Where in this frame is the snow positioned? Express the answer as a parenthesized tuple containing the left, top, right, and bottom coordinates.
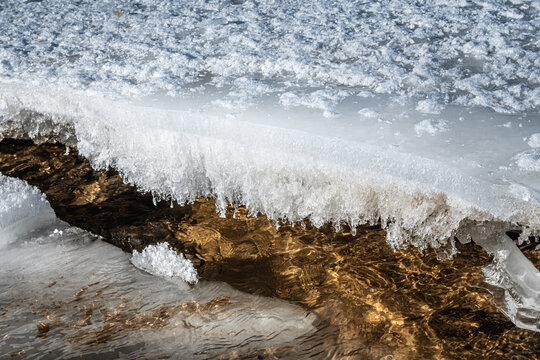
(414, 119, 449, 136)
(131, 243, 198, 284)
(0, 0, 538, 115)
(0, 84, 539, 254)
(527, 133, 540, 148)
(514, 149, 540, 172)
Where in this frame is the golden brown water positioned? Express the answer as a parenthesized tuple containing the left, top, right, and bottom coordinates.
(0, 139, 539, 359)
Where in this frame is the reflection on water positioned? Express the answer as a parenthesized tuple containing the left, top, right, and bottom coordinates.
(0, 139, 540, 359)
(181, 200, 540, 360)
(0, 224, 319, 359)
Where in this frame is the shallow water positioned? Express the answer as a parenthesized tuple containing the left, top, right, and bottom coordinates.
(0, 222, 321, 359)
(0, 141, 540, 359)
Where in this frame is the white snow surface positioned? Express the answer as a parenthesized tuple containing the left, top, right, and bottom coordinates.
(131, 242, 198, 284)
(0, 0, 539, 114)
(515, 149, 540, 172)
(527, 133, 540, 148)
(414, 119, 449, 136)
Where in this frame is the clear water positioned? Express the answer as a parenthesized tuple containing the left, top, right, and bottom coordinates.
(0, 223, 320, 359)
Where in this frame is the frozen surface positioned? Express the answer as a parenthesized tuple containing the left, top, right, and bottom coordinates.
(131, 243, 198, 284)
(0, 0, 538, 251)
(527, 133, 540, 148)
(1, 84, 539, 252)
(0, 174, 57, 248)
(414, 119, 449, 136)
(0, 176, 318, 359)
(0, 0, 538, 114)
(482, 238, 540, 332)
(0, 0, 539, 332)
(459, 222, 540, 332)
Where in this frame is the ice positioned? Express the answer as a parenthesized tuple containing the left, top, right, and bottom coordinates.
(1, 84, 539, 252)
(0, 0, 538, 114)
(514, 149, 540, 172)
(131, 243, 198, 284)
(358, 108, 381, 120)
(0, 0, 539, 332)
(0, 174, 57, 248)
(462, 223, 540, 332)
(527, 133, 540, 148)
(414, 119, 449, 136)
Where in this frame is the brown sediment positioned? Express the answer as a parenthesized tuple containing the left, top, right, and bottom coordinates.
(31, 280, 232, 346)
(0, 138, 539, 359)
(36, 322, 50, 338)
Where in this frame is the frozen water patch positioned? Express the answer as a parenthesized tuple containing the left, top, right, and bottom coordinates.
(131, 243, 198, 284)
(414, 119, 449, 136)
(0, 174, 57, 248)
(514, 149, 540, 172)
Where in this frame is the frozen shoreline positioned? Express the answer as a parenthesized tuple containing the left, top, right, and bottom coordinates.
(1, 84, 539, 251)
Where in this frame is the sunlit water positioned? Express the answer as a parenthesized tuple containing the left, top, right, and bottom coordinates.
(0, 222, 320, 359)
(1, 155, 540, 359)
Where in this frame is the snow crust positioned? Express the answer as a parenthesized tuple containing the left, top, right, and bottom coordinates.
(414, 119, 449, 136)
(514, 149, 540, 172)
(131, 243, 198, 284)
(0, 0, 539, 114)
(0, 98, 539, 333)
(0, 84, 539, 253)
(526, 133, 540, 148)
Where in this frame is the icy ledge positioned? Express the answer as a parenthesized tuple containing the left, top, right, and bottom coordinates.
(1, 84, 539, 249)
(0, 84, 539, 330)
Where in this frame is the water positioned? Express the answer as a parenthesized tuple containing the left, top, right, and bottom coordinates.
(0, 223, 319, 359)
(0, 0, 539, 356)
(0, 164, 539, 359)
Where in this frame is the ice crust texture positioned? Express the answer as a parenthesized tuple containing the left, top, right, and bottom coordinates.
(0, 0, 539, 114)
(0, 174, 56, 247)
(131, 243, 198, 284)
